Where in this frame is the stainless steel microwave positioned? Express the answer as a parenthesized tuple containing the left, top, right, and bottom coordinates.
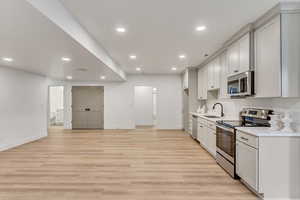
(227, 71, 254, 97)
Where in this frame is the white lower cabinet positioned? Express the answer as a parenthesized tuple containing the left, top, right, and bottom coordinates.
(197, 119, 205, 144)
(188, 114, 193, 135)
(206, 128, 216, 157)
(197, 118, 216, 158)
(236, 141, 258, 191)
(235, 130, 300, 199)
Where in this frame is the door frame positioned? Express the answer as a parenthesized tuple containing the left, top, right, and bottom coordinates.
(48, 85, 65, 128)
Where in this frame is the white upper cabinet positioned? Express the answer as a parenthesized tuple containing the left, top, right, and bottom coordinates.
(197, 68, 202, 99)
(183, 69, 189, 89)
(228, 33, 251, 76)
(228, 43, 240, 75)
(219, 51, 229, 99)
(255, 16, 281, 98)
(239, 34, 251, 73)
(202, 66, 208, 100)
(207, 57, 220, 91)
(214, 58, 221, 89)
(207, 62, 214, 90)
(198, 66, 208, 100)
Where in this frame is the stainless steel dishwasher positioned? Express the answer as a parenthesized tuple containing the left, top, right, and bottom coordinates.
(192, 115, 198, 139)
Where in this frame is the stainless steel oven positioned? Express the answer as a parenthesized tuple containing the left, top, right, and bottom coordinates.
(228, 71, 254, 97)
(216, 124, 237, 178)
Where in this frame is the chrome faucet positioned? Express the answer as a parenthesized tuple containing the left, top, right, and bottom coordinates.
(213, 103, 224, 117)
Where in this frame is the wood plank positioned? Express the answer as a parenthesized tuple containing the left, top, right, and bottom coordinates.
(0, 129, 258, 200)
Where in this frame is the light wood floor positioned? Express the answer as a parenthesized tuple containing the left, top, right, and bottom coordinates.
(0, 129, 258, 200)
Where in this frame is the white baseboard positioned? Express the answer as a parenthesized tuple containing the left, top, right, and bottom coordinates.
(0, 134, 47, 152)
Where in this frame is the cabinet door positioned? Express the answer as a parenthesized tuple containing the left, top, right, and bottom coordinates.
(228, 43, 240, 75)
(239, 33, 250, 73)
(201, 126, 208, 149)
(183, 69, 189, 89)
(214, 57, 220, 89)
(219, 52, 229, 99)
(255, 16, 281, 98)
(202, 65, 208, 100)
(207, 128, 216, 157)
(197, 122, 204, 143)
(208, 62, 215, 90)
(197, 69, 202, 99)
(236, 141, 258, 191)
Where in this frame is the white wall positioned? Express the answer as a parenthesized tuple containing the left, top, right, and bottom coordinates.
(134, 86, 154, 126)
(204, 92, 300, 132)
(62, 75, 183, 130)
(0, 66, 48, 151)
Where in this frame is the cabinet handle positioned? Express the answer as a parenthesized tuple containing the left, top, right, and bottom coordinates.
(234, 70, 239, 73)
(241, 136, 249, 141)
(211, 86, 214, 88)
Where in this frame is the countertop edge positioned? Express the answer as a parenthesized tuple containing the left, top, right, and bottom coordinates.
(236, 127, 300, 137)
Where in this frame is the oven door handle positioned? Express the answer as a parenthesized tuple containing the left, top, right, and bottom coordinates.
(216, 125, 234, 133)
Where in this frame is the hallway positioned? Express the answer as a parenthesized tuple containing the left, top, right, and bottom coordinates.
(0, 129, 257, 200)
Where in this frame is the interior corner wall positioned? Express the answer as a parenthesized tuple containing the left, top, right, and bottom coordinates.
(0, 66, 48, 151)
(62, 74, 183, 130)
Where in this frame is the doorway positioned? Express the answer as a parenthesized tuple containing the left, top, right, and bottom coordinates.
(72, 86, 104, 129)
(49, 86, 64, 128)
(134, 86, 157, 129)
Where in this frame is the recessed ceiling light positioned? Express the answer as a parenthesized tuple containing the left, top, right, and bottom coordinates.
(129, 55, 137, 60)
(100, 76, 106, 80)
(2, 57, 13, 62)
(61, 57, 71, 62)
(196, 26, 207, 31)
(179, 54, 186, 59)
(66, 76, 72, 80)
(116, 27, 126, 33)
(136, 67, 141, 71)
(172, 67, 177, 71)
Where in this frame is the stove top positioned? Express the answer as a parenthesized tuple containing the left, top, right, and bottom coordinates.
(217, 120, 270, 129)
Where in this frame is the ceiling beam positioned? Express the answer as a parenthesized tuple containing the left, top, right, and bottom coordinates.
(26, 0, 126, 81)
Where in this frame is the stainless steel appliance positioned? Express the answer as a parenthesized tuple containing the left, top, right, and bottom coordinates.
(216, 108, 273, 179)
(192, 115, 198, 139)
(228, 71, 254, 97)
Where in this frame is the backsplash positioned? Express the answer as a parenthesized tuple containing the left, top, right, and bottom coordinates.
(203, 93, 300, 132)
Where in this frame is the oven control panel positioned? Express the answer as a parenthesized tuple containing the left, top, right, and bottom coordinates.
(240, 108, 273, 120)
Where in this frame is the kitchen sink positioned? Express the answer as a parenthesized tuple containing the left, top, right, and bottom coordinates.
(204, 115, 220, 119)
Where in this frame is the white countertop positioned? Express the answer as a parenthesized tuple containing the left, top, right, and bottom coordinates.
(236, 127, 300, 137)
(190, 112, 237, 122)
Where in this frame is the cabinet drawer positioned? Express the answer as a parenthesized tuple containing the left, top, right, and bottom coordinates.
(198, 118, 205, 124)
(236, 131, 258, 149)
(206, 121, 216, 131)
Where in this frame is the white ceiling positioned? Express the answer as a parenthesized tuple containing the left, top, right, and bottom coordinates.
(0, 0, 286, 81)
(61, 0, 282, 74)
(0, 0, 124, 82)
